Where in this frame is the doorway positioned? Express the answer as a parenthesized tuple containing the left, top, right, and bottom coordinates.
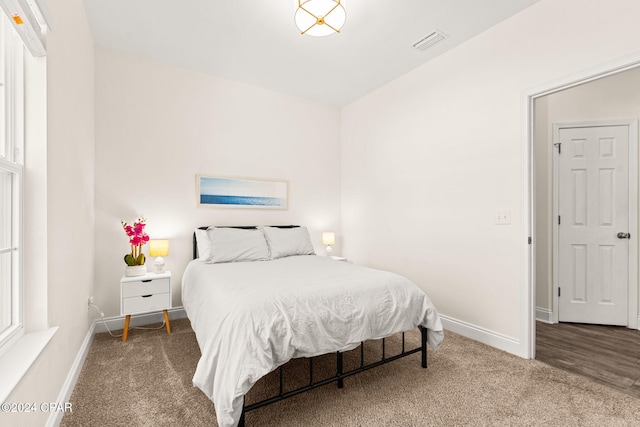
(530, 65, 640, 359)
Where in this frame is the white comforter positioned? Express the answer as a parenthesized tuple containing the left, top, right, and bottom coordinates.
(181, 255, 443, 427)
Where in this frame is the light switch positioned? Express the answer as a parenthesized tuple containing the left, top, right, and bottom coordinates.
(495, 210, 511, 225)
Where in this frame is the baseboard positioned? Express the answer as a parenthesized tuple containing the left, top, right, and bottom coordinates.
(94, 307, 187, 334)
(535, 308, 553, 324)
(45, 322, 95, 427)
(536, 310, 639, 328)
(45, 307, 187, 427)
(439, 314, 522, 357)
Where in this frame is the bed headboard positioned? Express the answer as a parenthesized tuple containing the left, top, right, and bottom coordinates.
(193, 225, 300, 259)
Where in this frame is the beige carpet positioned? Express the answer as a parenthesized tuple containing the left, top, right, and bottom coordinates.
(61, 318, 640, 426)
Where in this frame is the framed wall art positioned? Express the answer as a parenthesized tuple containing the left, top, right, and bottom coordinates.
(196, 175, 289, 209)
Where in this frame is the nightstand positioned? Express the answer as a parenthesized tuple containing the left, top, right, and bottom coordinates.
(328, 256, 348, 262)
(120, 271, 172, 342)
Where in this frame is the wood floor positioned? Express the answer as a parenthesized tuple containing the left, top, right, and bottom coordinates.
(536, 321, 640, 399)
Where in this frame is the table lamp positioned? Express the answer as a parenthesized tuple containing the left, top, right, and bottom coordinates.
(149, 239, 169, 273)
(322, 232, 336, 256)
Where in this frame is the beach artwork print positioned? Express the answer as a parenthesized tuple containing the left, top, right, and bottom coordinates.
(197, 175, 288, 209)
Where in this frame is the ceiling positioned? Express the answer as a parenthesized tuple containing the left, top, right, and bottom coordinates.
(83, 0, 541, 106)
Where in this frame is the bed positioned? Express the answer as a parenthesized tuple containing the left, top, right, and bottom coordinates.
(182, 225, 443, 427)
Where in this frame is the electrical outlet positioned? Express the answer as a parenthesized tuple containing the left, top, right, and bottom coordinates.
(87, 297, 105, 318)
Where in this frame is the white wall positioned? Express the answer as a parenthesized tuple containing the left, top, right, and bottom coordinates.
(341, 0, 640, 351)
(94, 49, 342, 316)
(0, 0, 95, 425)
(535, 67, 640, 314)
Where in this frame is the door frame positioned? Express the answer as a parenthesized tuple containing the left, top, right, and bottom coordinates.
(524, 52, 640, 359)
(551, 120, 638, 327)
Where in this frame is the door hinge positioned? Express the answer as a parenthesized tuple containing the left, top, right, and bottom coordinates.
(558, 287, 561, 297)
(558, 215, 561, 225)
(554, 142, 562, 154)
(528, 237, 532, 244)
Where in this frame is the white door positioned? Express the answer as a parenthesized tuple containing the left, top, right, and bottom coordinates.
(557, 124, 629, 325)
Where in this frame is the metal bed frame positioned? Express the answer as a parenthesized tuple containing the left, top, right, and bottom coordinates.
(192, 225, 430, 426)
(238, 328, 428, 427)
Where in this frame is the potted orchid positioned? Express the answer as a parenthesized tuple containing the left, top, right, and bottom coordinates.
(122, 217, 150, 277)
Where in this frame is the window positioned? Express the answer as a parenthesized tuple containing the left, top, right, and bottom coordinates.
(0, 13, 24, 350)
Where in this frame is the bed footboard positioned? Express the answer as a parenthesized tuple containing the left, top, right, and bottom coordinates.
(238, 326, 429, 426)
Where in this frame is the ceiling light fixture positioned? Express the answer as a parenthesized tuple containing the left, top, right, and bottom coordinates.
(295, 0, 346, 37)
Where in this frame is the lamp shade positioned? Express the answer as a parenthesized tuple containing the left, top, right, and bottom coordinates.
(322, 232, 336, 246)
(149, 239, 169, 257)
(295, 0, 346, 37)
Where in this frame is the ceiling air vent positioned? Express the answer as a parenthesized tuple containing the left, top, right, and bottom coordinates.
(412, 30, 447, 52)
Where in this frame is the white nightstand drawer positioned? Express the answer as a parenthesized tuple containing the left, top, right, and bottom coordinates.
(120, 271, 172, 341)
(123, 292, 170, 315)
(122, 277, 170, 298)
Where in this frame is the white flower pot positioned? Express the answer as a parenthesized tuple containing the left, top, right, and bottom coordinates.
(125, 265, 147, 277)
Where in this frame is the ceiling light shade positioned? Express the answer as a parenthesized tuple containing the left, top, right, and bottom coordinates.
(295, 0, 345, 37)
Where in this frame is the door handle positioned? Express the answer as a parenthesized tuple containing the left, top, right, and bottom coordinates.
(617, 232, 631, 239)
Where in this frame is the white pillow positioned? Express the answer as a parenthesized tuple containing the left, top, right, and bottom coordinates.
(207, 227, 270, 263)
(194, 228, 212, 261)
(261, 226, 315, 259)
